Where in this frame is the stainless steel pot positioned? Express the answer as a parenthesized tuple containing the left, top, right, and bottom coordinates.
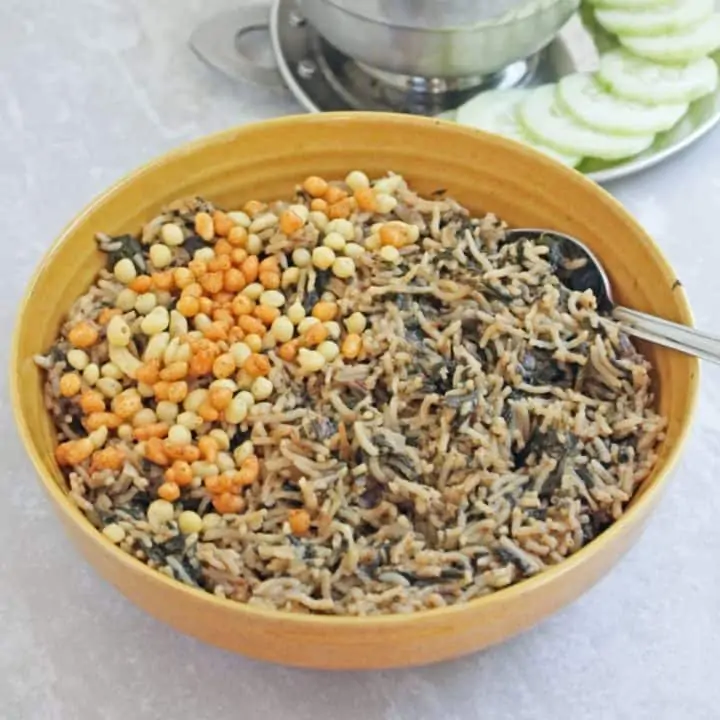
(298, 0, 581, 79)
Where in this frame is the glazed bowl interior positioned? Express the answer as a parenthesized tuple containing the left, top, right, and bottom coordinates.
(11, 113, 698, 670)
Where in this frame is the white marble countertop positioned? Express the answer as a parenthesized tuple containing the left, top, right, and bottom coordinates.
(1, 1, 719, 718)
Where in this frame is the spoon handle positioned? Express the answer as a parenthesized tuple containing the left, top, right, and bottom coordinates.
(614, 307, 720, 365)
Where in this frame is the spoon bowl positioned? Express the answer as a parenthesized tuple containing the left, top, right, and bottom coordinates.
(508, 228, 720, 364)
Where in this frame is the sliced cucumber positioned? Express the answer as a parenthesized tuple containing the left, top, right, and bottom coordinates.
(598, 49, 718, 104)
(557, 73, 688, 135)
(595, 0, 714, 37)
(587, 0, 674, 8)
(456, 89, 527, 127)
(518, 84, 656, 160)
(455, 89, 582, 167)
(620, 14, 720, 63)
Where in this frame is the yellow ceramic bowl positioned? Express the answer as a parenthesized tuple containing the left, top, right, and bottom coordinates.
(11, 113, 698, 670)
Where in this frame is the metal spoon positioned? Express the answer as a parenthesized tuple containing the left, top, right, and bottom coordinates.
(505, 229, 720, 365)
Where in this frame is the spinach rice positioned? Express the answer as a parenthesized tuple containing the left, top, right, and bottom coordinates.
(35, 171, 665, 615)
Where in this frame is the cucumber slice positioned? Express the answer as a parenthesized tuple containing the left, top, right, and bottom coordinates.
(456, 89, 527, 127)
(598, 49, 718, 104)
(557, 73, 688, 135)
(620, 14, 720, 63)
(595, 0, 714, 37)
(518, 84, 656, 160)
(455, 90, 582, 167)
(587, 0, 673, 8)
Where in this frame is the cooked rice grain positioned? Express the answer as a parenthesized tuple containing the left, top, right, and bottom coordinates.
(36, 173, 665, 615)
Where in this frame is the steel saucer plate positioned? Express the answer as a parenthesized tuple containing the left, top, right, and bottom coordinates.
(191, 0, 720, 185)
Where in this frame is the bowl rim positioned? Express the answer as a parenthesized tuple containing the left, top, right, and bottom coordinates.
(10, 111, 700, 629)
(309, 0, 572, 34)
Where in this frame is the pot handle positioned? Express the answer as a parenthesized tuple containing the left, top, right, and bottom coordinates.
(189, 6, 284, 88)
